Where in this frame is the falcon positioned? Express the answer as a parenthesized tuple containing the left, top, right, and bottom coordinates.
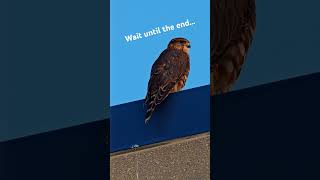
(144, 38, 191, 123)
(211, 0, 256, 95)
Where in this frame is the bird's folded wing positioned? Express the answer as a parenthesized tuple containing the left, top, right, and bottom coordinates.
(145, 49, 189, 107)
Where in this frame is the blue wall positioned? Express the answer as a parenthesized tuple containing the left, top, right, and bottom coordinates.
(110, 86, 210, 152)
(213, 73, 320, 179)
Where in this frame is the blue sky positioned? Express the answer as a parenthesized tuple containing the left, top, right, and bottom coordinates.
(110, 0, 210, 106)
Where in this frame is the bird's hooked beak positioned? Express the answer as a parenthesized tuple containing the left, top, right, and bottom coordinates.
(187, 44, 191, 48)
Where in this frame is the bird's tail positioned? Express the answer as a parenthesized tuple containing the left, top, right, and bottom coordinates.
(144, 81, 174, 123)
(144, 102, 155, 124)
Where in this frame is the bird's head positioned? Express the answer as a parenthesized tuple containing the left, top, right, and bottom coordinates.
(168, 38, 191, 54)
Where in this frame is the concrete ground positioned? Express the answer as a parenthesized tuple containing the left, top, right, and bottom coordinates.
(110, 133, 210, 180)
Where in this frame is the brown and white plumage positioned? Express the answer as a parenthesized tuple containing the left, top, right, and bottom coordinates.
(144, 38, 191, 123)
(211, 0, 256, 95)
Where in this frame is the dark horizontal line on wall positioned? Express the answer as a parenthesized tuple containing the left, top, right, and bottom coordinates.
(111, 132, 210, 156)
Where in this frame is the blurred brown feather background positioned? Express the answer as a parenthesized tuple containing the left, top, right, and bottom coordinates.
(211, 0, 256, 95)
